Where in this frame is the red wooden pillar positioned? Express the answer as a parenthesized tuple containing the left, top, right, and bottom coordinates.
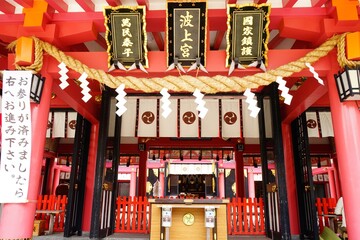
(282, 123, 300, 235)
(235, 150, 244, 197)
(82, 123, 99, 231)
(327, 71, 360, 240)
(138, 146, 148, 197)
(0, 74, 53, 239)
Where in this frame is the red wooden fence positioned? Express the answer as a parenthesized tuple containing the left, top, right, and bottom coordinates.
(35, 195, 67, 232)
(34, 195, 336, 235)
(315, 197, 337, 232)
(114, 196, 150, 233)
(227, 197, 265, 235)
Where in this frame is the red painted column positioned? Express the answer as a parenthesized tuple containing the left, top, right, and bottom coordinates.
(0, 73, 53, 239)
(138, 148, 148, 197)
(331, 158, 341, 199)
(282, 123, 300, 235)
(82, 123, 98, 231)
(248, 168, 255, 198)
(327, 169, 336, 198)
(52, 168, 60, 195)
(130, 167, 137, 197)
(218, 166, 225, 199)
(327, 72, 360, 240)
(235, 150, 244, 197)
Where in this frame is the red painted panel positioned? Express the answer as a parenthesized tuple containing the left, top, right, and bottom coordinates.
(46, 0, 68, 13)
(106, 0, 122, 7)
(137, 0, 149, 8)
(283, 0, 298, 7)
(14, 0, 33, 8)
(212, 31, 225, 50)
(0, 1, 15, 14)
(152, 32, 164, 51)
(75, 0, 95, 12)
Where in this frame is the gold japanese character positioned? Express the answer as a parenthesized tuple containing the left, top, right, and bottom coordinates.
(241, 36, 253, 46)
(180, 11, 194, 28)
(122, 48, 133, 57)
(180, 43, 193, 58)
(121, 18, 131, 28)
(181, 29, 193, 42)
(243, 16, 253, 25)
(122, 37, 133, 47)
(241, 46, 252, 56)
(242, 26, 253, 36)
(122, 28, 132, 37)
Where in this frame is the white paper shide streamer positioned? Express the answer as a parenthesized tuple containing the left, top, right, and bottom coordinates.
(305, 62, 324, 85)
(276, 76, 293, 105)
(58, 62, 69, 89)
(78, 72, 92, 102)
(244, 88, 260, 118)
(160, 88, 172, 118)
(116, 84, 127, 117)
(193, 89, 208, 119)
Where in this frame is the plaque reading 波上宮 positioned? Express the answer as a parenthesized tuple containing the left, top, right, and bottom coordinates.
(104, 6, 148, 68)
(226, 4, 270, 67)
(167, 1, 207, 67)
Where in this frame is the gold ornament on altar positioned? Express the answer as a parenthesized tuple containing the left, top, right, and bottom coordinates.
(182, 212, 195, 226)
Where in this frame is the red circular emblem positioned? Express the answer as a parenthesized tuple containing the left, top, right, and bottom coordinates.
(182, 111, 196, 124)
(69, 120, 77, 130)
(224, 112, 237, 125)
(142, 111, 155, 124)
(307, 119, 317, 129)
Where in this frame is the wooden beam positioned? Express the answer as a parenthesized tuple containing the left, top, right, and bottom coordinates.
(281, 77, 328, 124)
(0, 1, 15, 14)
(137, 0, 149, 8)
(152, 32, 164, 51)
(227, 0, 237, 4)
(14, 0, 33, 8)
(212, 31, 225, 50)
(57, 21, 97, 46)
(96, 33, 107, 50)
(75, 0, 95, 12)
(47, 0, 68, 13)
(106, 0, 122, 7)
(254, 0, 268, 3)
(268, 33, 285, 49)
(282, 0, 298, 7)
(311, 0, 328, 7)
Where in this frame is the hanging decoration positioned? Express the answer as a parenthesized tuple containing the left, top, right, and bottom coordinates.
(7, 33, 349, 94)
(276, 76, 293, 105)
(166, 57, 186, 73)
(104, 5, 148, 70)
(160, 88, 172, 118)
(193, 88, 208, 119)
(226, 3, 270, 72)
(305, 62, 324, 85)
(58, 62, 69, 89)
(167, 1, 207, 68)
(187, 57, 208, 74)
(115, 84, 127, 117)
(228, 58, 245, 75)
(78, 72, 91, 102)
(243, 88, 260, 118)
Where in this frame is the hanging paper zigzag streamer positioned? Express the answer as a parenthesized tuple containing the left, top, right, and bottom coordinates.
(58, 62, 69, 89)
(276, 76, 293, 105)
(160, 88, 172, 118)
(193, 88, 208, 119)
(244, 88, 260, 118)
(78, 72, 91, 102)
(115, 84, 127, 117)
(305, 62, 324, 85)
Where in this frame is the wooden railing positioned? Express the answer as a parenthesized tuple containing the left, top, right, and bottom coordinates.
(315, 198, 337, 232)
(35, 195, 67, 232)
(114, 196, 150, 233)
(36, 196, 336, 235)
(227, 198, 265, 235)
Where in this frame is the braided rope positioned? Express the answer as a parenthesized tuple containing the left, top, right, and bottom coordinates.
(8, 33, 351, 94)
(337, 33, 360, 68)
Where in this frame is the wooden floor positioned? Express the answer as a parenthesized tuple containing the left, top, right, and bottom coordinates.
(33, 232, 269, 239)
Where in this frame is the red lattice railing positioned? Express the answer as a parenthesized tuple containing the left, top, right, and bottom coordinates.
(114, 196, 150, 233)
(227, 197, 265, 235)
(35, 195, 67, 232)
(315, 197, 337, 232)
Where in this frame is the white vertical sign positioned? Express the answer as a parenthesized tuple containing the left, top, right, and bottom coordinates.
(0, 70, 32, 203)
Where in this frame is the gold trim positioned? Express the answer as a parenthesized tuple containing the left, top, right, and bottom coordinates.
(225, 3, 271, 67)
(103, 5, 148, 68)
(166, 0, 207, 67)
